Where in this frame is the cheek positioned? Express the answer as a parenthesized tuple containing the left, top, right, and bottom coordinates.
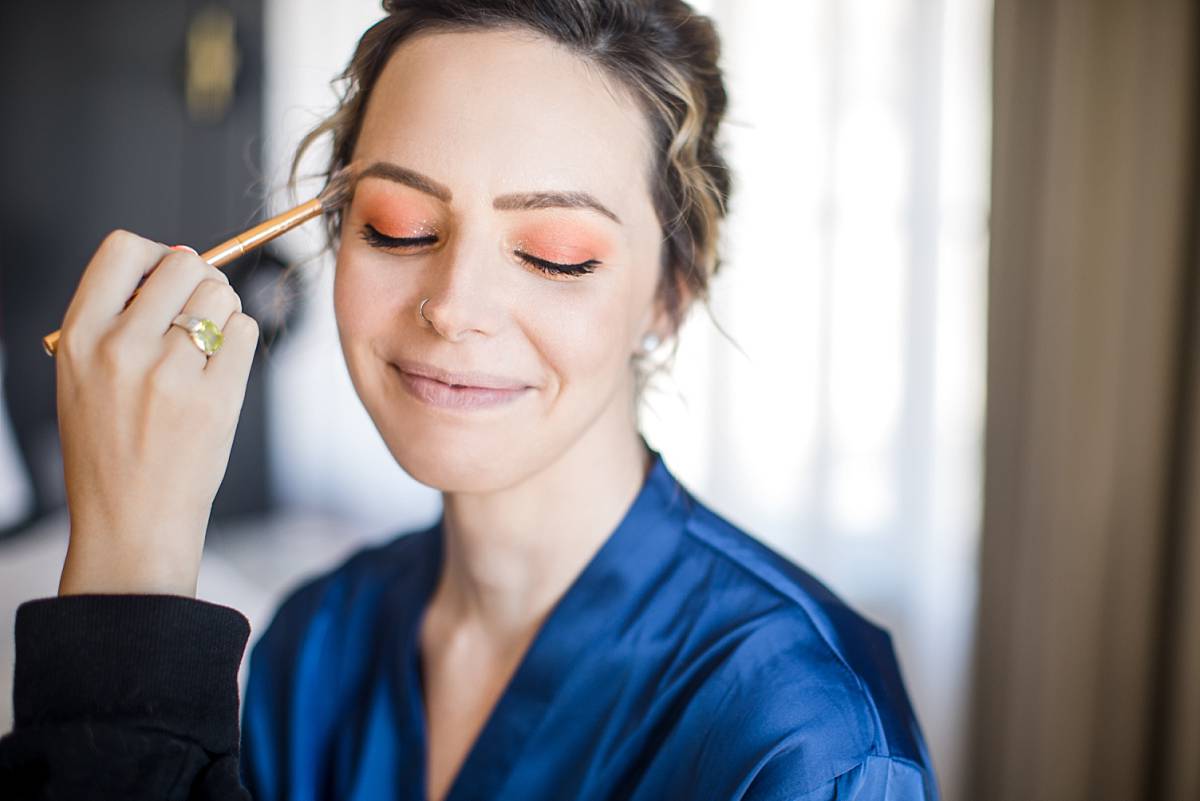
(332, 254, 368, 349)
(523, 275, 639, 394)
(332, 243, 408, 340)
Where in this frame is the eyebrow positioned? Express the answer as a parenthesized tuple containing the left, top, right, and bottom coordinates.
(357, 160, 622, 224)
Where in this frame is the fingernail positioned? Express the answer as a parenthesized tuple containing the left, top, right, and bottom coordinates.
(170, 244, 198, 255)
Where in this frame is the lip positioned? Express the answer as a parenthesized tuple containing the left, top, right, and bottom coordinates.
(391, 358, 532, 411)
(393, 358, 530, 390)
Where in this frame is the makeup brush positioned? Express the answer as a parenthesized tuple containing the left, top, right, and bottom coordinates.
(41, 164, 357, 357)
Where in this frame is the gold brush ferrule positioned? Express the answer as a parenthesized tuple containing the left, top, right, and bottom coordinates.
(200, 198, 324, 267)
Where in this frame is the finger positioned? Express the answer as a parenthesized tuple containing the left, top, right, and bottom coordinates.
(162, 278, 243, 370)
(203, 311, 260, 392)
(64, 230, 170, 336)
(120, 249, 231, 342)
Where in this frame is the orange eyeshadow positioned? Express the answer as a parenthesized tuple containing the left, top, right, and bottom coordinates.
(513, 221, 611, 263)
(353, 180, 439, 237)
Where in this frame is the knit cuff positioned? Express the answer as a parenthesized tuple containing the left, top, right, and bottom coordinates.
(12, 594, 251, 754)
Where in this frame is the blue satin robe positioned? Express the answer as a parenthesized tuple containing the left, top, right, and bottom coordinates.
(240, 447, 939, 800)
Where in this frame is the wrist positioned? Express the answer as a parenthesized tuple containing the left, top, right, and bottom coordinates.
(59, 537, 200, 597)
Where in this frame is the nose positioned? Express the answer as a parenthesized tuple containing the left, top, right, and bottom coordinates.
(417, 236, 503, 343)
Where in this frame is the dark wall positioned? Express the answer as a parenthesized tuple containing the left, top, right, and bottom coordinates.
(0, 1, 276, 537)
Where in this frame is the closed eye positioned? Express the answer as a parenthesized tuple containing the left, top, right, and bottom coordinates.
(359, 223, 600, 278)
(359, 224, 437, 249)
(516, 252, 600, 277)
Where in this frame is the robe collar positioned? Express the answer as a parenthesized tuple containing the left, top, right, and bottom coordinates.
(386, 443, 694, 800)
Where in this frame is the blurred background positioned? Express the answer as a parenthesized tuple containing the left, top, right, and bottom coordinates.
(0, 2, 1196, 800)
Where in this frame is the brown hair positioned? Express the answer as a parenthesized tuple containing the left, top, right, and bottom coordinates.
(292, 0, 733, 386)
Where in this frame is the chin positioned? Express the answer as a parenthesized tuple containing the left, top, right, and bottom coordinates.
(380, 422, 540, 494)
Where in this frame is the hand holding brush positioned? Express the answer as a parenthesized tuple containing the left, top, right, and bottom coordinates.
(50, 166, 354, 598)
(42, 167, 355, 356)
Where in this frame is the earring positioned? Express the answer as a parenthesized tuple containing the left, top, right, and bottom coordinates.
(640, 332, 661, 353)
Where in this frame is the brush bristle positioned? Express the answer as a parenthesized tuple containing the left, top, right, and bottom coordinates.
(316, 163, 357, 212)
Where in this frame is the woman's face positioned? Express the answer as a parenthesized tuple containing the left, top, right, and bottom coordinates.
(334, 28, 666, 492)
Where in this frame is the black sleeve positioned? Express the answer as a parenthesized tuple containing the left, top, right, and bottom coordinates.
(0, 594, 254, 800)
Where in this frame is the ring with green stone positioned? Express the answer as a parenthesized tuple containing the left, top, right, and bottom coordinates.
(170, 313, 224, 357)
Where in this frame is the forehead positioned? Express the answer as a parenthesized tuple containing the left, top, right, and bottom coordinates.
(354, 27, 655, 211)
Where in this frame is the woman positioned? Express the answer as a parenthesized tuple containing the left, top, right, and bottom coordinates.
(0, 2, 939, 800)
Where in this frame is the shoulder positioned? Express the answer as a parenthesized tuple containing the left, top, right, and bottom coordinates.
(741, 751, 937, 801)
(671, 495, 934, 788)
(238, 527, 438, 798)
(246, 525, 435, 670)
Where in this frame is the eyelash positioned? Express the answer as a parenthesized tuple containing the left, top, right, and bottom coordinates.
(358, 224, 600, 277)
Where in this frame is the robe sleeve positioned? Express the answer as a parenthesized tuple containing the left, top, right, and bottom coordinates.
(741, 752, 938, 801)
(0, 594, 254, 800)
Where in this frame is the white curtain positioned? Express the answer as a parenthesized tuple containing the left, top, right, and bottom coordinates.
(649, 4, 992, 799)
(263, 2, 991, 798)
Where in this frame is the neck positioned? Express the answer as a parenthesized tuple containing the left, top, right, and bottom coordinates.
(431, 417, 652, 644)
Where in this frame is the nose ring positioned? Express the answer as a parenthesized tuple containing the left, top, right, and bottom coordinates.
(418, 297, 431, 325)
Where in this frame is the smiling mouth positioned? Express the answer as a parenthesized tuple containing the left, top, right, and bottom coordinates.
(393, 365, 531, 411)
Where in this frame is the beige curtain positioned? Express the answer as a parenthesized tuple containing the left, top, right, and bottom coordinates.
(968, 0, 1200, 800)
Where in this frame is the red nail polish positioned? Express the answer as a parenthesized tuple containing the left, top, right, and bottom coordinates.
(170, 244, 198, 255)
